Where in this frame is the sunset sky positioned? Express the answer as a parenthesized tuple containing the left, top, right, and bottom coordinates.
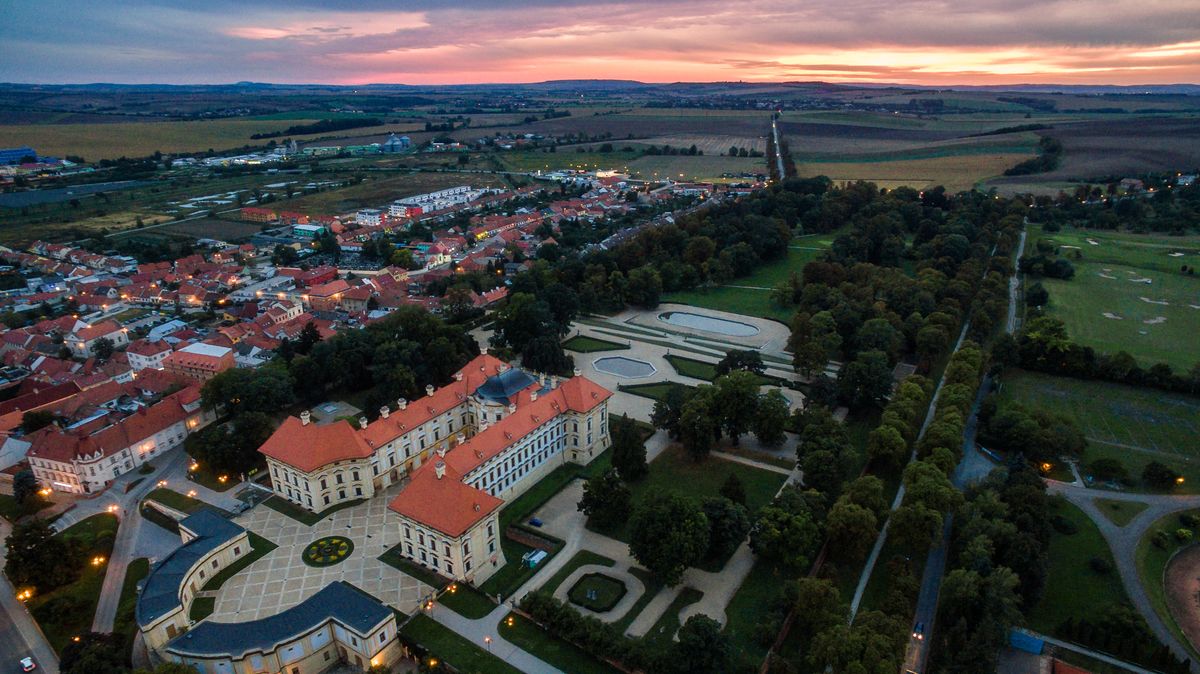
(2, 0, 1198, 85)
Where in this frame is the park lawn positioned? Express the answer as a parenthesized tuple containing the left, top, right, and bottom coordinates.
(539, 550, 616, 596)
(379, 545, 448, 589)
(663, 286, 793, 323)
(188, 463, 244, 492)
(1135, 508, 1200, 661)
(27, 513, 119, 653)
(501, 612, 624, 674)
(663, 354, 784, 387)
(617, 381, 695, 403)
(113, 557, 150, 660)
(996, 369, 1200, 492)
(1027, 498, 1132, 635)
(642, 587, 704, 648)
(144, 487, 208, 513)
(261, 495, 363, 525)
(568, 573, 627, 613)
(189, 596, 216, 621)
(562, 335, 630, 353)
(0, 493, 51, 522)
(200, 532, 277, 592)
(1094, 499, 1150, 527)
(439, 583, 497, 619)
(1028, 224, 1200, 371)
(401, 614, 524, 674)
(723, 560, 785, 666)
(602, 445, 788, 545)
(613, 567, 663, 633)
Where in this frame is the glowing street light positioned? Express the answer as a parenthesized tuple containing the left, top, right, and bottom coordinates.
(484, 636, 492, 653)
(187, 490, 197, 498)
(92, 555, 106, 566)
(157, 480, 167, 487)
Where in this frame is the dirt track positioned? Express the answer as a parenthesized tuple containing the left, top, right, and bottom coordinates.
(1165, 543, 1200, 654)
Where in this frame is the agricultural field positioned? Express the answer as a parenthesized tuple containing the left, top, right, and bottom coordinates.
(275, 171, 509, 215)
(1030, 225, 1200, 371)
(0, 118, 416, 161)
(624, 133, 767, 154)
(795, 153, 1033, 192)
(127, 217, 267, 243)
(495, 149, 642, 174)
(627, 154, 768, 182)
(996, 369, 1200, 492)
(662, 231, 839, 321)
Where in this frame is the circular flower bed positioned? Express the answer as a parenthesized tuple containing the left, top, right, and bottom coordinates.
(302, 536, 354, 567)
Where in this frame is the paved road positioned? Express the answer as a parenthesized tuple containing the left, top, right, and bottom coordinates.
(0, 519, 60, 674)
(1006, 228, 1028, 333)
(848, 319, 972, 621)
(1047, 481, 1200, 669)
(771, 119, 786, 178)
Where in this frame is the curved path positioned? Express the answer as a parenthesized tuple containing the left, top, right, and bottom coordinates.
(1047, 480, 1200, 669)
(550, 564, 645, 622)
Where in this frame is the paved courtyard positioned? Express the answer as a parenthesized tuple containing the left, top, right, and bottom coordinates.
(212, 488, 430, 621)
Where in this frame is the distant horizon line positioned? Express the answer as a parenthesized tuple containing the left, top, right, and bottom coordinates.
(3, 79, 1199, 90)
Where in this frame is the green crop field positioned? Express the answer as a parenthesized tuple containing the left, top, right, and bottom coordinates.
(1030, 225, 1200, 371)
(997, 369, 1200, 491)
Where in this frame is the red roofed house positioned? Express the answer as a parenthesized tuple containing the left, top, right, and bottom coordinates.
(258, 351, 611, 584)
(126, 339, 173, 372)
(161, 343, 235, 382)
(65, 320, 129, 358)
(26, 387, 213, 493)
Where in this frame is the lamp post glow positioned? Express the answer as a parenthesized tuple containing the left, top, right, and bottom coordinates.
(484, 635, 492, 653)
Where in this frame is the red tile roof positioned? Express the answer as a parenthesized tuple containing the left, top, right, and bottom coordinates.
(258, 416, 374, 473)
(387, 460, 503, 537)
(73, 320, 124, 342)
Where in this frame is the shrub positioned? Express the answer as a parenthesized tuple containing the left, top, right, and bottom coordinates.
(1175, 528, 1194, 543)
(1180, 513, 1200, 528)
(1153, 530, 1171, 549)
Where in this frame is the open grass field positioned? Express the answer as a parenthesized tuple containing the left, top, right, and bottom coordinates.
(134, 217, 266, 242)
(402, 614, 525, 674)
(601, 444, 788, 544)
(793, 153, 1033, 192)
(501, 612, 623, 674)
(495, 149, 642, 174)
(27, 513, 118, 652)
(1094, 498, 1151, 527)
(1136, 509, 1200, 661)
(627, 154, 767, 181)
(663, 231, 838, 321)
(997, 370, 1200, 492)
(1028, 497, 1133, 635)
(1029, 225, 1200, 371)
(278, 171, 507, 215)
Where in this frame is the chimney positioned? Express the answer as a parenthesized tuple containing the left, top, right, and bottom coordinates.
(499, 363, 508, 373)
(473, 503, 481, 512)
(380, 405, 389, 419)
(550, 376, 559, 389)
(300, 410, 311, 426)
(426, 384, 435, 397)
(397, 398, 407, 410)
(434, 461, 446, 480)
(480, 419, 490, 431)
(454, 371, 463, 382)
(507, 403, 517, 414)
(572, 367, 581, 377)
(436, 446, 447, 458)
(530, 390, 538, 402)
(539, 373, 547, 387)
(358, 416, 368, 430)
(456, 432, 465, 444)
(478, 343, 487, 356)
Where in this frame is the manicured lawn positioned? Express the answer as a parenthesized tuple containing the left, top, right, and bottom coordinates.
(0, 493, 50, 522)
(723, 561, 786, 666)
(1027, 498, 1132, 634)
(613, 567, 663, 633)
(440, 583, 498, 619)
(401, 613, 524, 674)
(1094, 498, 1150, 527)
(1029, 224, 1200, 371)
(642, 587, 703, 648)
(139, 503, 182, 534)
(187, 463, 244, 492)
(563, 335, 630, 353)
(27, 513, 118, 653)
(997, 369, 1200, 492)
(501, 612, 623, 674)
(200, 532, 277, 592)
(617, 381, 695, 403)
(1135, 508, 1200, 661)
(663, 354, 783, 386)
(379, 544, 450, 589)
(539, 550, 616, 596)
(262, 495, 363, 525)
(113, 557, 149, 659)
(144, 487, 208, 513)
(189, 595, 215, 621)
(568, 573, 627, 613)
(603, 445, 789, 544)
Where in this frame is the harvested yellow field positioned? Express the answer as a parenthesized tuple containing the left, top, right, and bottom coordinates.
(0, 119, 421, 161)
(794, 152, 1033, 192)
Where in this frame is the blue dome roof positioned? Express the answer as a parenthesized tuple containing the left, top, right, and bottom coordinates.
(474, 368, 536, 404)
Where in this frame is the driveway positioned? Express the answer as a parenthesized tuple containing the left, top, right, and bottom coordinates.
(213, 491, 429, 620)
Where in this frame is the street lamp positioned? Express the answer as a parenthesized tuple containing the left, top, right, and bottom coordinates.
(484, 636, 492, 653)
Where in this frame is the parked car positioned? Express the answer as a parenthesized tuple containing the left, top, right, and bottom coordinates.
(20, 656, 36, 672)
